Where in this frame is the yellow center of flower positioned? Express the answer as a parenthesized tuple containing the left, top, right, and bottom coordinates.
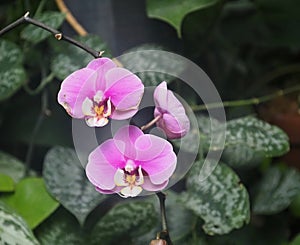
(125, 174, 136, 185)
(94, 105, 105, 117)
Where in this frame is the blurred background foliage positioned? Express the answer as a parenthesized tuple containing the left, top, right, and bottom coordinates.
(0, 0, 300, 244)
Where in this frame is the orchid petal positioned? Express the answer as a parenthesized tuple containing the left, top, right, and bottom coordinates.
(93, 90, 104, 104)
(104, 67, 144, 111)
(86, 139, 125, 190)
(85, 117, 109, 127)
(140, 146, 177, 185)
(87, 58, 117, 91)
(134, 134, 169, 161)
(113, 125, 143, 159)
(120, 186, 143, 198)
(153, 81, 190, 139)
(82, 97, 95, 116)
(57, 68, 97, 118)
(114, 169, 128, 187)
(86, 149, 116, 191)
(142, 177, 169, 191)
(156, 112, 190, 139)
(87, 57, 116, 71)
(154, 81, 182, 112)
(95, 186, 122, 194)
(109, 108, 139, 120)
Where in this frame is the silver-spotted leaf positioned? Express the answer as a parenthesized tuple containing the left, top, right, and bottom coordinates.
(222, 145, 264, 169)
(43, 147, 106, 225)
(0, 151, 25, 183)
(0, 202, 39, 245)
(253, 166, 300, 214)
(181, 159, 250, 235)
(0, 39, 26, 101)
(120, 44, 185, 86)
(35, 208, 83, 245)
(90, 202, 157, 245)
(223, 117, 289, 157)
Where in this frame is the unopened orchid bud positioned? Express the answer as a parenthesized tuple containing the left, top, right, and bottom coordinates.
(153, 81, 190, 139)
(149, 238, 167, 245)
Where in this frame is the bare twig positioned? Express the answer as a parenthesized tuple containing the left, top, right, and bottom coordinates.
(0, 12, 103, 58)
(24, 90, 50, 176)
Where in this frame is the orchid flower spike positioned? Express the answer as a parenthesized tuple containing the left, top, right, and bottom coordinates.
(58, 58, 144, 127)
(154, 81, 190, 139)
(86, 125, 177, 198)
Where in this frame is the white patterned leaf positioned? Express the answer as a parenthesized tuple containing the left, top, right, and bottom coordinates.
(181, 159, 250, 235)
(43, 147, 106, 225)
(0, 202, 39, 245)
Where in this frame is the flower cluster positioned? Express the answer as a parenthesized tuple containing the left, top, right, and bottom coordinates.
(58, 57, 190, 197)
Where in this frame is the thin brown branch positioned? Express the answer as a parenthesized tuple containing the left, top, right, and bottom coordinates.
(0, 12, 103, 58)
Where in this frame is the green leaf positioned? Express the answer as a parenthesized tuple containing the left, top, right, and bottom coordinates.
(0, 202, 39, 245)
(0, 174, 14, 192)
(0, 39, 26, 101)
(181, 159, 250, 235)
(290, 234, 300, 245)
(90, 202, 157, 245)
(290, 193, 300, 217)
(253, 166, 300, 214)
(166, 192, 197, 241)
(221, 145, 265, 169)
(0, 177, 59, 229)
(0, 151, 25, 183)
(208, 215, 289, 245)
(217, 116, 290, 157)
(35, 208, 84, 245)
(43, 147, 106, 225)
(21, 11, 65, 44)
(146, 0, 219, 36)
(51, 35, 111, 80)
(198, 114, 223, 152)
(184, 116, 287, 168)
(120, 44, 185, 87)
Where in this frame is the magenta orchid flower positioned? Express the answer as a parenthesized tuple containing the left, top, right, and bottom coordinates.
(86, 125, 177, 198)
(57, 58, 144, 127)
(154, 81, 190, 139)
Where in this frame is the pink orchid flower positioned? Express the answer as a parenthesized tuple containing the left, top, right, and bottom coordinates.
(57, 58, 144, 127)
(86, 125, 177, 198)
(154, 81, 190, 139)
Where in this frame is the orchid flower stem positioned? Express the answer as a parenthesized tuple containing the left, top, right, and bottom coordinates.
(156, 192, 173, 245)
(0, 12, 103, 58)
(24, 72, 55, 95)
(192, 84, 300, 111)
(24, 90, 50, 176)
(141, 115, 161, 131)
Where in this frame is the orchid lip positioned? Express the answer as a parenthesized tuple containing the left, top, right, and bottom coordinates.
(82, 94, 114, 127)
(114, 165, 144, 198)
